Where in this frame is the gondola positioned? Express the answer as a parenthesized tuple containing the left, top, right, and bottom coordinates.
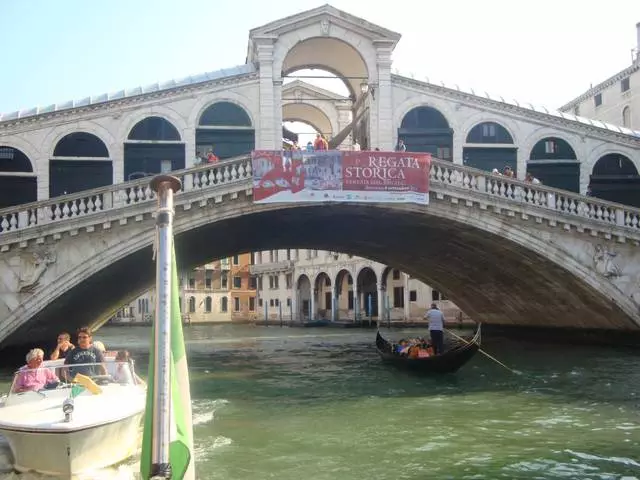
(375, 324, 481, 374)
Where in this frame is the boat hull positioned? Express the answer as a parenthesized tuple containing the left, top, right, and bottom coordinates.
(375, 326, 481, 374)
(1, 411, 142, 476)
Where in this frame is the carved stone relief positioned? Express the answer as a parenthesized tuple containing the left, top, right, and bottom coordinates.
(18, 250, 57, 293)
(593, 244, 622, 279)
(320, 19, 331, 36)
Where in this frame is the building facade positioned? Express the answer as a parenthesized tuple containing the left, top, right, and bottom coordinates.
(1, 6, 640, 211)
(110, 254, 257, 324)
(250, 249, 462, 323)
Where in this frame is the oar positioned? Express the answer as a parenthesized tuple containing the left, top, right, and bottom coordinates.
(445, 329, 522, 375)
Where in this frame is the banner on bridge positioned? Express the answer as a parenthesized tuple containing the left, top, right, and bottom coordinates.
(251, 150, 430, 205)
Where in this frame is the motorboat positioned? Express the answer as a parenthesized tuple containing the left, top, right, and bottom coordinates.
(0, 357, 146, 476)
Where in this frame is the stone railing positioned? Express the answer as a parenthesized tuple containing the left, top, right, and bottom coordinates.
(0, 156, 253, 235)
(2, 154, 640, 238)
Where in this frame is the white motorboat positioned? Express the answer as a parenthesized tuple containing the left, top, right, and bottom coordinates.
(0, 357, 146, 477)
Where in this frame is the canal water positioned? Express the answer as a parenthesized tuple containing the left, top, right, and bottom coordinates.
(0, 324, 639, 479)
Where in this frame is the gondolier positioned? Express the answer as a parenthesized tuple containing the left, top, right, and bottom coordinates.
(425, 303, 445, 355)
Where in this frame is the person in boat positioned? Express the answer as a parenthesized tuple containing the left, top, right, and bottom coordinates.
(425, 303, 446, 355)
(50, 332, 74, 360)
(395, 340, 410, 355)
(13, 348, 59, 393)
(63, 327, 107, 379)
(113, 350, 145, 386)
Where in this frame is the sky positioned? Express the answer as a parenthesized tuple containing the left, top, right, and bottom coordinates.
(1, 0, 639, 140)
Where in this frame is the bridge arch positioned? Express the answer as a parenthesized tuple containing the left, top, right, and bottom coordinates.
(462, 120, 517, 174)
(356, 266, 378, 317)
(0, 146, 37, 208)
(314, 272, 332, 319)
(296, 274, 312, 319)
(123, 116, 185, 181)
(590, 153, 640, 207)
(526, 134, 580, 192)
(49, 132, 112, 198)
(335, 268, 355, 318)
(282, 102, 337, 140)
(5, 194, 640, 352)
(195, 101, 255, 160)
(395, 100, 456, 160)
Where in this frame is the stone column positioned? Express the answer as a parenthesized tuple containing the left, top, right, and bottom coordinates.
(111, 143, 125, 184)
(255, 37, 277, 149)
(36, 153, 49, 201)
(377, 283, 385, 324)
(372, 40, 395, 152)
(516, 147, 527, 180)
(272, 78, 283, 151)
(453, 131, 464, 165)
(403, 273, 411, 321)
(353, 284, 359, 321)
(331, 285, 338, 322)
(184, 127, 196, 168)
(310, 289, 317, 321)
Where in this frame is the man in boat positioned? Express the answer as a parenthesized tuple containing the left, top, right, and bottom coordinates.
(425, 303, 445, 355)
(63, 327, 107, 379)
(49, 332, 74, 360)
(13, 348, 59, 393)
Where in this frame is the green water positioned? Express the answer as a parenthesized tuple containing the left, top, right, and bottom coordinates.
(1, 324, 639, 479)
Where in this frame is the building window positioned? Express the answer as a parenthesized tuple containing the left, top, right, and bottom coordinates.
(436, 147, 451, 160)
(481, 123, 496, 137)
(249, 296, 256, 311)
(409, 290, 417, 302)
(392, 269, 400, 280)
(220, 297, 228, 312)
(594, 93, 602, 107)
(286, 298, 291, 307)
(286, 249, 291, 260)
(249, 276, 257, 289)
(269, 299, 274, 307)
(205, 296, 212, 312)
(258, 298, 263, 307)
(393, 287, 404, 308)
(275, 299, 280, 306)
(188, 296, 196, 313)
(271, 275, 279, 289)
(269, 276, 274, 289)
(258, 276, 263, 290)
(233, 276, 242, 289)
(188, 278, 195, 289)
(544, 140, 557, 154)
(621, 77, 630, 92)
(623, 106, 631, 127)
(234, 297, 240, 312)
(233, 255, 239, 265)
(286, 273, 293, 289)
(221, 272, 228, 289)
(205, 272, 212, 289)
(348, 291, 354, 309)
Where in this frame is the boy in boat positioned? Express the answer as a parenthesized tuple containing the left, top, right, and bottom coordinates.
(50, 332, 74, 360)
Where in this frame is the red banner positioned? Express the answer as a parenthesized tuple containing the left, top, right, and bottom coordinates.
(251, 150, 430, 205)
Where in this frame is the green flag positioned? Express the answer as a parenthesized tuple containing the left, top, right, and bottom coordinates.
(140, 244, 195, 479)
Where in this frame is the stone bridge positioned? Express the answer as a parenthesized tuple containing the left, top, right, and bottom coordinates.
(2, 156, 640, 352)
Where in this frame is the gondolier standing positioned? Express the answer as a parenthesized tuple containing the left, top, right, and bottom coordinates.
(425, 303, 445, 355)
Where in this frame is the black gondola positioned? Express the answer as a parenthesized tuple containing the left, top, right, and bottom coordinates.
(375, 325, 481, 374)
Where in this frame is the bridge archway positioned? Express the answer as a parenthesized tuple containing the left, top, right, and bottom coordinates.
(463, 121, 516, 173)
(282, 103, 335, 144)
(356, 267, 378, 317)
(0, 146, 36, 208)
(590, 153, 640, 207)
(314, 272, 332, 319)
(398, 106, 453, 160)
(335, 268, 354, 319)
(296, 274, 312, 320)
(196, 101, 255, 160)
(527, 137, 579, 192)
(49, 132, 112, 198)
(124, 116, 185, 181)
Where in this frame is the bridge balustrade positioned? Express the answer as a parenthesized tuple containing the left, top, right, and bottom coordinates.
(1, 156, 639, 239)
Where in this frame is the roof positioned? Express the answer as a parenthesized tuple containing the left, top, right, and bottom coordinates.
(282, 79, 348, 100)
(391, 72, 640, 141)
(0, 64, 256, 123)
(559, 61, 640, 111)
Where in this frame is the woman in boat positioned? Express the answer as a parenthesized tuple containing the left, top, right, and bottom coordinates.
(113, 351, 145, 386)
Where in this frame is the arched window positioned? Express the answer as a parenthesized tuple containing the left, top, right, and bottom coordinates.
(199, 102, 252, 127)
(196, 102, 255, 160)
(128, 116, 181, 141)
(205, 296, 212, 313)
(220, 297, 228, 312)
(188, 296, 196, 313)
(0, 146, 37, 208)
(53, 132, 109, 157)
(623, 106, 631, 128)
(398, 106, 452, 159)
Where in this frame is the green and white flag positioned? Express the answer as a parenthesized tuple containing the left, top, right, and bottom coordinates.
(140, 245, 195, 479)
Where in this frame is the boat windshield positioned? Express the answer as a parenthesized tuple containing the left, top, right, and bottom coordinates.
(8, 359, 142, 396)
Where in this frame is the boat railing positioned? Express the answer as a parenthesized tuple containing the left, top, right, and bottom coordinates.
(5, 359, 142, 403)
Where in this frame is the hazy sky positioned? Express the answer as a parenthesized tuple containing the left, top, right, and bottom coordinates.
(1, 0, 638, 119)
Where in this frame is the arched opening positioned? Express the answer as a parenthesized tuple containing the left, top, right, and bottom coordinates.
(314, 272, 332, 320)
(296, 274, 312, 320)
(282, 36, 367, 148)
(205, 296, 212, 313)
(49, 132, 112, 198)
(0, 146, 36, 208)
(463, 122, 516, 173)
(124, 116, 185, 181)
(196, 102, 254, 161)
(590, 154, 640, 207)
(622, 106, 632, 128)
(356, 267, 378, 317)
(527, 137, 579, 192)
(282, 102, 334, 150)
(220, 296, 228, 313)
(334, 269, 353, 320)
(188, 296, 196, 313)
(398, 106, 453, 160)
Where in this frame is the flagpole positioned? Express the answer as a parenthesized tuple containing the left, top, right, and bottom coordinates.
(149, 174, 182, 479)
